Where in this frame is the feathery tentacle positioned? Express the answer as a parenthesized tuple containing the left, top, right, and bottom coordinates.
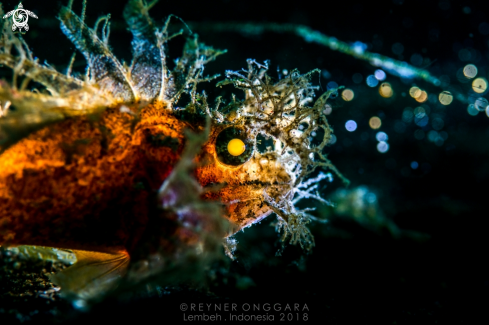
(59, 6, 138, 102)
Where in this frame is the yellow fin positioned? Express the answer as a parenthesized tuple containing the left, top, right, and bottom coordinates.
(3, 245, 76, 264)
(48, 250, 130, 300)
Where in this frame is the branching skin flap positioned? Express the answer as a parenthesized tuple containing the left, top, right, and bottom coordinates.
(0, 0, 343, 300)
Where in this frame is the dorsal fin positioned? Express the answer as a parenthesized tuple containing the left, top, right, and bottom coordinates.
(124, 0, 165, 101)
(48, 249, 130, 300)
(0, 53, 83, 94)
(58, 6, 137, 102)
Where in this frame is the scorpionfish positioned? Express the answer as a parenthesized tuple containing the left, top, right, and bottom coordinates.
(0, 0, 342, 299)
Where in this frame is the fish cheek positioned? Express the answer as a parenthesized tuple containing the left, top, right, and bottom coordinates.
(193, 141, 226, 187)
(226, 199, 273, 231)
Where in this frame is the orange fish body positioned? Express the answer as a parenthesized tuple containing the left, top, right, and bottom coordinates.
(0, 103, 187, 255)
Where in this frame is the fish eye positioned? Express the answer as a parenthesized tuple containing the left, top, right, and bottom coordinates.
(215, 127, 254, 166)
(227, 138, 246, 156)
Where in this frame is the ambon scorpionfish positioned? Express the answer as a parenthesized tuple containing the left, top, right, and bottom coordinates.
(0, 0, 343, 299)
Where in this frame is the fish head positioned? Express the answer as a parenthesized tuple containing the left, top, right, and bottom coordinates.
(193, 62, 342, 240)
(196, 124, 293, 233)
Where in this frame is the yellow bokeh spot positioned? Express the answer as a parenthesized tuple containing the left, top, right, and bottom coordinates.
(463, 64, 478, 79)
(415, 90, 428, 103)
(409, 86, 421, 98)
(472, 78, 487, 94)
(438, 91, 453, 105)
(379, 82, 393, 98)
(227, 138, 246, 156)
(342, 89, 354, 101)
(369, 116, 382, 129)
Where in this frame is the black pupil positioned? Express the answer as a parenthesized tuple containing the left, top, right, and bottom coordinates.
(215, 127, 254, 166)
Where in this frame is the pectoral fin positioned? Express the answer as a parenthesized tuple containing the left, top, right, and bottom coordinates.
(49, 249, 130, 300)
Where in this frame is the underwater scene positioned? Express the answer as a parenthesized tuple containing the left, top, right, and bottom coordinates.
(0, 0, 488, 323)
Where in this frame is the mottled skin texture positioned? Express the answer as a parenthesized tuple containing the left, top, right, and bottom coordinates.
(0, 102, 187, 256)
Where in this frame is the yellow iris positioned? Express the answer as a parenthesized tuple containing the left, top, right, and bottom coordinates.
(227, 138, 246, 156)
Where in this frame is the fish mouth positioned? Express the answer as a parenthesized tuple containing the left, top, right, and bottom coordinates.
(204, 180, 290, 187)
(203, 180, 291, 204)
(202, 180, 292, 193)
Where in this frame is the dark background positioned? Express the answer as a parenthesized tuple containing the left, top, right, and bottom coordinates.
(1, 0, 489, 323)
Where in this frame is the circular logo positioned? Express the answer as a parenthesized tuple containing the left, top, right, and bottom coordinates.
(2, 3, 38, 32)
